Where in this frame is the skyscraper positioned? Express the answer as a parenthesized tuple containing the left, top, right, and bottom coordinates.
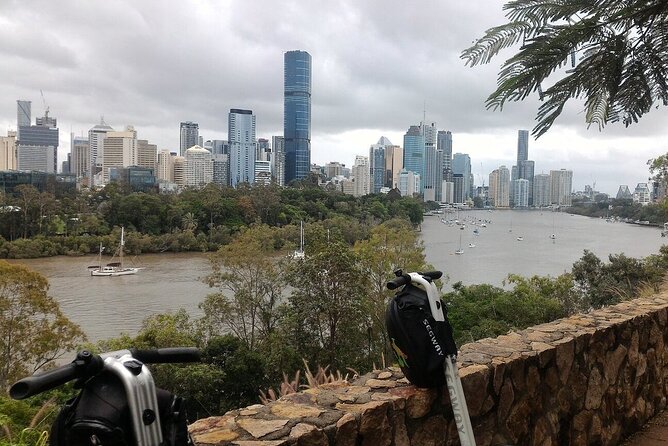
(517, 130, 529, 166)
(452, 153, 472, 200)
(229, 109, 256, 187)
(549, 169, 573, 206)
(17, 110, 59, 173)
(437, 130, 453, 173)
(421, 123, 442, 201)
(180, 122, 199, 156)
(384, 145, 403, 188)
(70, 136, 90, 179)
(533, 174, 551, 207)
(272, 136, 285, 186)
(490, 166, 511, 207)
(369, 136, 391, 193)
(185, 146, 213, 187)
(16, 100, 31, 140)
(352, 155, 370, 197)
(88, 119, 114, 186)
(403, 125, 424, 185)
(102, 126, 137, 183)
(284, 50, 312, 183)
(1, 132, 17, 171)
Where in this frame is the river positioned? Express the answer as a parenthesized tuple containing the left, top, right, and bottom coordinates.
(7, 211, 665, 343)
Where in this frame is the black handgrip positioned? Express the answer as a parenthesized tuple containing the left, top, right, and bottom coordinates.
(10, 363, 80, 400)
(420, 271, 443, 280)
(387, 275, 410, 290)
(130, 347, 201, 364)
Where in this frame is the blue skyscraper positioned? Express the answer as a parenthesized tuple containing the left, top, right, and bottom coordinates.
(284, 50, 312, 183)
(403, 125, 424, 187)
(452, 153, 472, 200)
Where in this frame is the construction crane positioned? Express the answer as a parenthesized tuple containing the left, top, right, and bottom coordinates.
(40, 89, 50, 118)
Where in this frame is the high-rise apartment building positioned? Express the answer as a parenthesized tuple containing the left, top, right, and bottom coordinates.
(325, 161, 344, 179)
(229, 109, 256, 187)
(519, 160, 535, 204)
(17, 110, 59, 173)
(452, 153, 472, 200)
(489, 165, 510, 207)
(157, 150, 175, 183)
(173, 156, 186, 186)
(437, 130, 453, 172)
(384, 145, 403, 189)
(352, 155, 370, 197)
(369, 137, 391, 193)
(185, 146, 213, 187)
(421, 123, 442, 201)
(398, 169, 420, 197)
(633, 183, 651, 205)
(70, 136, 90, 179)
(254, 160, 271, 186)
(533, 174, 551, 207)
(403, 125, 424, 186)
(512, 178, 530, 208)
(102, 126, 137, 183)
(549, 169, 573, 206)
(284, 50, 312, 183)
(136, 139, 157, 171)
(88, 120, 114, 186)
(1, 132, 17, 171)
(180, 122, 199, 156)
(271, 136, 285, 186)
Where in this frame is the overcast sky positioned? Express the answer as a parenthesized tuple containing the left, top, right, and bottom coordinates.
(2, 0, 667, 195)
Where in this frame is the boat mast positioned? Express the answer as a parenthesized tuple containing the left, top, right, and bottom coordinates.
(120, 226, 125, 269)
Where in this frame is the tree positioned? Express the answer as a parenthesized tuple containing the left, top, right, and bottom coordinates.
(354, 219, 429, 362)
(284, 242, 369, 371)
(201, 225, 286, 349)
(462, 0, 668, 137)
(0, 261, 86, 388)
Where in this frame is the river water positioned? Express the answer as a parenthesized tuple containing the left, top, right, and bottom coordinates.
(7, 211, 665, 343)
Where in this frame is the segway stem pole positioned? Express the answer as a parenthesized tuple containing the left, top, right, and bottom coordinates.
(408, 272, 476, 446)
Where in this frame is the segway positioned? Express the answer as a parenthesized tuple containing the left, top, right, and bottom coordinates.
(10, 347, 200, 446)
(386, 270, 476, 446)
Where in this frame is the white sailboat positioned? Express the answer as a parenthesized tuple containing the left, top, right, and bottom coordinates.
(292, 221, 306, 259)
(455, 230, 464, 255)
(90, 227, 140, 276)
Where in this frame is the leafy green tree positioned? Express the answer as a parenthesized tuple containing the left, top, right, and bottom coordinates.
(284, 242, 369, 371)
(354, 219, 429, 362)
(571, 249, 663, 308)
(202, 225, 286, 349)
(444, 279, 565, 346)
(462, 0, 668, 137)
(0, 261, 86, 389)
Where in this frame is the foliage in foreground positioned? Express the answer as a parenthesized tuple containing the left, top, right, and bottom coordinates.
(3, 220, 668, 440)
(462, 0, 668, 137)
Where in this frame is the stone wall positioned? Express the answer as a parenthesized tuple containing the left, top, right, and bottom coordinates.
(189, 292, 668, 445)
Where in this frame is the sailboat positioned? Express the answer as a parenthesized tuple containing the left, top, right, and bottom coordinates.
(292, 221, 306, 259)
(90, 227, 140, 276)
(455, 230, 464, 255)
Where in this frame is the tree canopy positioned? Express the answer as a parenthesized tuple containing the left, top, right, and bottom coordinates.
(461, 0, 668, 137)
(0, 261, 86, 389)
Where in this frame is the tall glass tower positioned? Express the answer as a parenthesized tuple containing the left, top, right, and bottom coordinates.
(517, 129, 529, 165)
(284, 50, 311, 183)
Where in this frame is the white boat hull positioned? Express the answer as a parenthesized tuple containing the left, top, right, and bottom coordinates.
(91, 268, 140, 277)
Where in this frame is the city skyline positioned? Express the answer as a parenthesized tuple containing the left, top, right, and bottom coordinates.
(2, 1, 667, 194)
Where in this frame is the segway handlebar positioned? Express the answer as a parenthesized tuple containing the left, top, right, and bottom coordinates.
(386, 270, 442, 290)
(130, 347, 201, 364)
(10, 348, 200, 400)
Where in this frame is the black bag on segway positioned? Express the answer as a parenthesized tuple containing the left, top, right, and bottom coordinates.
(386, 283, 458, 388)
(50, 371, 192, 446)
